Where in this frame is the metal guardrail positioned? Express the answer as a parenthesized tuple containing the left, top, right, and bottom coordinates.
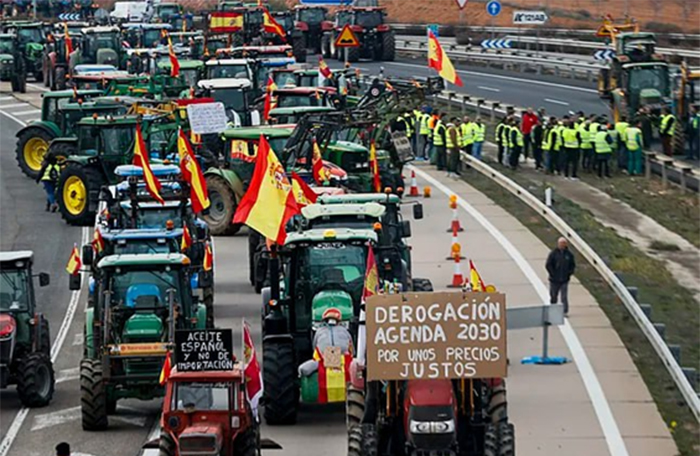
(459, 152, 700, 422)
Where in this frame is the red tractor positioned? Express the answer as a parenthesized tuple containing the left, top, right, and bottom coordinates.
(322, 7, 395, 63)
(293, 5, 329, 55)
(156, 366, 259, 456)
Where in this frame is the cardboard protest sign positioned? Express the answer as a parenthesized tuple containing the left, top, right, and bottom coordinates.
(186, 102, 227, 135)
(366, 292, 507, 381)
(174, 329, 235, 372)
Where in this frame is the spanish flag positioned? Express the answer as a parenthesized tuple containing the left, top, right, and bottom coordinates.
(159, 353, 172, 385)
(469, 259, 486, 292)
(66, 244, 82, 275)
(263, 76, 277, 121)
(181, 223, 192, 252)
(262, 9, 285, 38)
(369, 140, 381, 193)
(178, 128, 210, 213)
(133, 124, 164, 205)
(313, 347, 352, 403)
(167, 34, 180, 77)
(243, 321, 263, 413)
(203, 242, 213, 272)
(362, 246, 379, 301)
(63, 23, 73, 56)
(312, 139, 326, 184)
(233, 136, 300, 245)
(290, 172, 317, 207)
(318, 56, 332, 79)
(209, 12, 243, 33)
(91, 228, 105, 254)
(427, 29, 463, 87)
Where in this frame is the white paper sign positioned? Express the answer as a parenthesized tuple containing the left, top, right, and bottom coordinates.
(186, 102, 228, 135)
(512, 11, 548, 25)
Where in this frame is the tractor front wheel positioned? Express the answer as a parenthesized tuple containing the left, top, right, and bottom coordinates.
(233, 422, 259, 456)
(360, 424, 378, 456)
(292, 35, 306, 63)
(346, 386, 365, 430)
(57, 163, 102, 226)
(16, 127, 55, 179)
(80, 358, 108, 431)
(202, 176, 240, 236)
(348, 425, 363, 456)
(263, 340, 298, 425)
(158, 431, 176, 456)
(16, 352, 55, 407)
(39, 317, 51, 356)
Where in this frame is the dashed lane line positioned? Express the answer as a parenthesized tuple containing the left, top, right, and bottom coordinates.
(12, 109, 41, 116)
(0, 103, 26, 109)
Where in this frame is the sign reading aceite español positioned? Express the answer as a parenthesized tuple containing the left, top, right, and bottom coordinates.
(174, 329, 235, 372)
(366, 292, 507, 381)
(186, 102, 228, 135)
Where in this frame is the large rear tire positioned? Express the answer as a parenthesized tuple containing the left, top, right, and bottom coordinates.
(80, 358, 108, 431)
(346, 386, 364, 430)
(488, 380, 508, 423)
(348, 425, 363, 456)
(292, 35, 306, 63)
(233, 423, 259, 456)
(382, 31, 395, 61)
(347, 46, 360, 63)
(499, 422, 515, 456)
(483, 423, 499, 456)
(263, 340, 298, 425)
(57, 163, 103, 226)
(158, 431, 176, 456)
(202, 176, 240, 236)
(16, 352, 55, 407)
(16, 127, 56, 179)
(360, 424, 378, 456)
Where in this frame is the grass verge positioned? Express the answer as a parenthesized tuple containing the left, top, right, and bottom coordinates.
(460, 163, 699, 456)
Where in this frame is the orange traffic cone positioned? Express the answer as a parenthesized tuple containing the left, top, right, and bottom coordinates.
(446, 195, 463, 232)
(447, 246, 465, 288)
(446, 226, 466, 260)
(408, 170, 420, 197)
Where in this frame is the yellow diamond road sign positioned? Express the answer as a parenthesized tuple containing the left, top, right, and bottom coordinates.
(335, 24, 360, 48)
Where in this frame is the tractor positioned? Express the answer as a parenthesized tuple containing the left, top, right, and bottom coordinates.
(322, 7, 394, 62)
(262, 228, 377, 425)
(0, 33, 27, 93)
(121, 23, 171, 49)
(0, 251, 54, 408)
(292, 5, 328, 55)
(15, 92, 124, 179)
(204, 58, 254, 81)
(1, 21, 45, 82)
(265, 11, 306, 63)
(196, 78, 259, 128)
(43, 30, 81, 90)
(70, 26, 126, 70)
(72, 252, 208, 430)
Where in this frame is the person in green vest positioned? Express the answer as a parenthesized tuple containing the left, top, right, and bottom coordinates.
(626, 120, 644, 176)
(433, 112, 447, 171)
(417, 107, 431, 160)
(508, 117, 524, 169)
(594, 124, 614, 178)
(36, 153, 61, 212)
(578, 119, 593, 173)
(460, 115, 474, 156)
(659, 107, 676, 157)
(688, 105, 700, 160)
(446, 118, 462, 177)
(472, 117, 486, 160)
(495, 116, 508, 165)
(561, 117, 581, 179)
(614, 116, 629, 171)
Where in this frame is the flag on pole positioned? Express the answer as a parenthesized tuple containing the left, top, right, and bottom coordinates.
(166, 34, 180, 77)
(63, 23, 73, 56)
(369, 140, 381, 193)
(92, 228, 104, 254)
(243, 321, 263, 415)
(362, 245, 379, 301)
(469, 259, 486, 291)
(262, 8, 285, 38)
(159, 353, 172, 385)
(263, 76, 277, 121)
(178, 128, 210, 213)
(181, 223, 192, 252)
(232, 136, 300, 245)
(290, 172, 318, 207)
(311, 139, 327, 184)
(133, 123, 164, 205)
(209, 12, 243, 33)
(318, 56, 332, 79)
(203, 243, 213, 271)
(427, 29, 463, 87)
(66, 244, 81, 275)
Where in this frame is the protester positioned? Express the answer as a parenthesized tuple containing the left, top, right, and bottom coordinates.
(36, 153, 60, 212)
(531, 117, 544, 170)
(417, 106, 431, 160)
(446, 117, 461, 177)
(509, 117, 524, 169)
(546, 237, 576, 316)
(659, 106, 676, 157)
(472, 117, 485, 160)
(561, 117, 581, 179)
(594, 124, 614, 178)
(626, 120, 644, 176)
(578, 119, 593, 172)
(460, 115, 473, 156)
(432, 112, 447, 170)
(495, 116, 507, 165)
(688, 105, 700, 160)
(638, 107, 653, 148)
(521, 107, 538, 160)
(543, 116, 560, 174)
(615, 116, 629, 171)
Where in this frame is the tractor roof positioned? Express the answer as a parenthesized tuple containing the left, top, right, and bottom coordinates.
(268, 106, 336, 116)
(318, 193, 401, 205)
(197, 78, 252, 90)
(301, 202, 385, 220)
(6, 21, 43, 28)
(293, 5, 326, 9)
(82, 26, 120, 34)
(205, 58, 250, 66)
(42, 89, 103, 99)
(97, 253, 191, 269)
(0, 251, 34, 265)
(122, 22, 173, 30)
(54, 21, 89, 30)
(221, 126, 293, 139)
(76, 115, 143, 126)
(115, 164, 181, 177)
(159, 59, 203, 70)
(260, 57, 296, 68)
(285, 227, 377, 245)
(61, 99, 126, 111)
(0, 33, 14, 39)
(274, 87, 326, 95)
(101, 228, 184, 241)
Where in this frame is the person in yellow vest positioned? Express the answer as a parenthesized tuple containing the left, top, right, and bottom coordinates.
(36, 153, 61, 212)
(495, 116, 508, 165)
(614, 116, 629, 171)
(561, 117, 581, 179)
(446, 118, 461, 177)
(543, 117, 558, 174)
(626, 121, 644, 176)
(432, 112, 447, 170)
(429, 110, 440, 165)
(460, 115, 474, 156)
(417, 107, 431, 160)
(508, 117, 524, 169)
(659, 107, 676, 157)
(411, 108, 421, 152)
(594, 124, 614, 178)
(472, 117, 486, 160)
(578, 119, 592, 173)
(585, 116, 600, 171)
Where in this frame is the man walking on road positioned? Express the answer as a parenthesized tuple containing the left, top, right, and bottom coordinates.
(36, 153, 60, 212)
(546, 237, 576, 316)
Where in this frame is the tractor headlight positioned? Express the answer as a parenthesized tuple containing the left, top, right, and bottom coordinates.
(1, 59, 11, 65)
(409, 419, 455, 434)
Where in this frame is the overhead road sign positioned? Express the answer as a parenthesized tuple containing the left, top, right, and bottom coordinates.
(481, 38, 512, 49)
(594, 49, 616, 61)
(455, 0, 468, 9)
(334, 24, 360, 48)
(486, 0, 501, 17)
(58, 13, 81, 21)
(512, 10, 548, 25)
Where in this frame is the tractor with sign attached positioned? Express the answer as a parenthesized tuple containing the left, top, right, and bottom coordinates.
(0, 33, 27, 93)
(1, 21, 45, 82)
(71, 252, 208, 430)
(321, 7, 394, 62)
(292, 4, 328, 55)
(0, 251, 54, 408)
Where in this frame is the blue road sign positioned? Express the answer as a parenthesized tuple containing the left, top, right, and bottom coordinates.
(594, 49, 616, 61)
(427, 24, 439, 37)
(486, 0, 502, 17)
(58, 12, 81, 21)
(481, 38, 512, 49)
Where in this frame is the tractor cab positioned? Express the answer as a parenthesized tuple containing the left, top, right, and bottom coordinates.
(154, 2, 184, 23)
(267, 106, 336, 125)
(122, 23, 172, 49)
(158, 59, 204, 88)
(294, 5, 327, 29)
(197, 78, 258, 127)
(2, 21, 45, 81)
(204, 58, 253, 81)
(272, 87, 334, 109)
(78, 26, 124, 68)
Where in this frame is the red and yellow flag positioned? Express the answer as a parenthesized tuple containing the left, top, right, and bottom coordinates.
(469, 259, 486, 292)
(133, 124, 164, 205)
(233, 136, 300, 245)
(263, 76, 277, 121)
(66, 244, 81, 275)
(362, 245, 379, 302)
(313, 347, 352, 403)
(159, 353, 172, 385)
(369, 140, 381, 193)
(167, 34, 180, 77)
(312, 139, 327, 184)
(92, 228, 105, 254)
(263, 9, 285, 38)
(318, 56, 332, 79)
(181, 223, 192, 252)
(178, 129, 210, 213)
(63, 23, 73, 56)
(290, 171, 318, 207)
(243, 321, 263, 412)
(203, 243, 213, 271)
(428, 29, 463, 87)
(209, 12, 243, 33)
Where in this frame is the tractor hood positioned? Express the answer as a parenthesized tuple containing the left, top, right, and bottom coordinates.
(25, 42, 44, 56)
(638, 88, 663, 107)
(122, 314, 164, 342)
(178, 423, 223, 456)
(0, 54, 14, 62)
(328, 140, 368, 154)
(405, 379, 457, 451)
(311, 290, 354, 323)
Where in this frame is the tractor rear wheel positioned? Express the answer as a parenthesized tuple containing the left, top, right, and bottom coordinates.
(39, 317, 51, 356)
(80, 358, 108, 431)
(202, 176, 240, 236)
(381, 31, 395, 61)
(346, 386, 364, 430)
(16, 352, 55, 407)
(263, 340, 298, 425)
(158, 431, 176, 456)
(488, 380, 508, 423)
(360, 424, 378, 456)
(57, 163, 102, 226)
(233, 423, 259, 456)
(483, 423, 499, 456)
(348, 425, 363, 456)
(292, 35, 306, 63)
(16, 127, 56, 179)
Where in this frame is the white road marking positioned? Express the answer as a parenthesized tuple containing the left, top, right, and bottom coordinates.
(0, 96, 13, 101)
(12, 109, 40, 116)
(31, 406, 81, 431)
(410, 166, 630, 456)
(544, 98, 570, 106)
(0, 227, 89, 456)
(477, 86, 501, 92)
(0, 103, 26, 109)
(0, 109, 29, 127)
(55, 367, 80, 384)
(27, 83, 49, 92)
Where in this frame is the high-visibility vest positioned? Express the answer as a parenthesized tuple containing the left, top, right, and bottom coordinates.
(41, 164, 60, 182)
(512, 127, 524, 147)
(460, 122, 473, 146)
(562, 127, 579, 148)
(554, 125, 564, 151)
(543, 127, 555, 151)
(507, 126, 515, 148)
(626, 127, 643, 151)
(397, 116, 413, 137)
(433, 121, 446, 146)
(579, 125, 592, 149)
(588, 122, 600, 144)
(615, 121, 629, 137)
(495, 122, 505, 144)
(446, 125, 458, 148)
(419, 113, 430, 135)
(594, 131, 612, 154)
(692, 114, 699, 130)
(500, 124, 510, 145)
(474, 123, 485, 142)
(660, 114, 676, 136)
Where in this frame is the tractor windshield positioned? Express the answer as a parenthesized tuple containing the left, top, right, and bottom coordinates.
(336, 12, 351, 27)
(206, 64, 250, 79)
(0, 38, 13, 54)
(209, 87, 247, 112)
(180, 68, 200, 87)
(297, 242, 366, 289)
(135, 207, 183, 229)
(142, 29, 163, 48)
(109, 267, 182, 308)
(17, 27, 43, 45)
(273, 71, 296, 87)
(86, 33, 120, 55)
(174, 382, 232, 411)
(102, 126, 136, 156)
(158, 5, 181, 19)
(298, 8, 324, 24)
(277, 94, 325, 108)
(355, 11, 383, 28)
(628, 66, 669, 96)
(246, 10, 264, 28)
(113, 239, 178, 255)
(0, 268, 30, 312)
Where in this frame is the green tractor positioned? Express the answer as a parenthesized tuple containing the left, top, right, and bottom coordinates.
(55, 114, 181, 226)
(71, 26, 126, 70)
(71, 253, 208, 430)
(0, 33, 27, 93)
(2, 21, 45, 82)
(262, 228, 377, 424)
(0, 251, 54, 408)
(15, 92, 124, 179)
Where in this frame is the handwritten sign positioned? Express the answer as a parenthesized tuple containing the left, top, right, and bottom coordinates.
(175, 329, 235, 372)
(186, 102, 228, 135)
(366, 292, 507, 381)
